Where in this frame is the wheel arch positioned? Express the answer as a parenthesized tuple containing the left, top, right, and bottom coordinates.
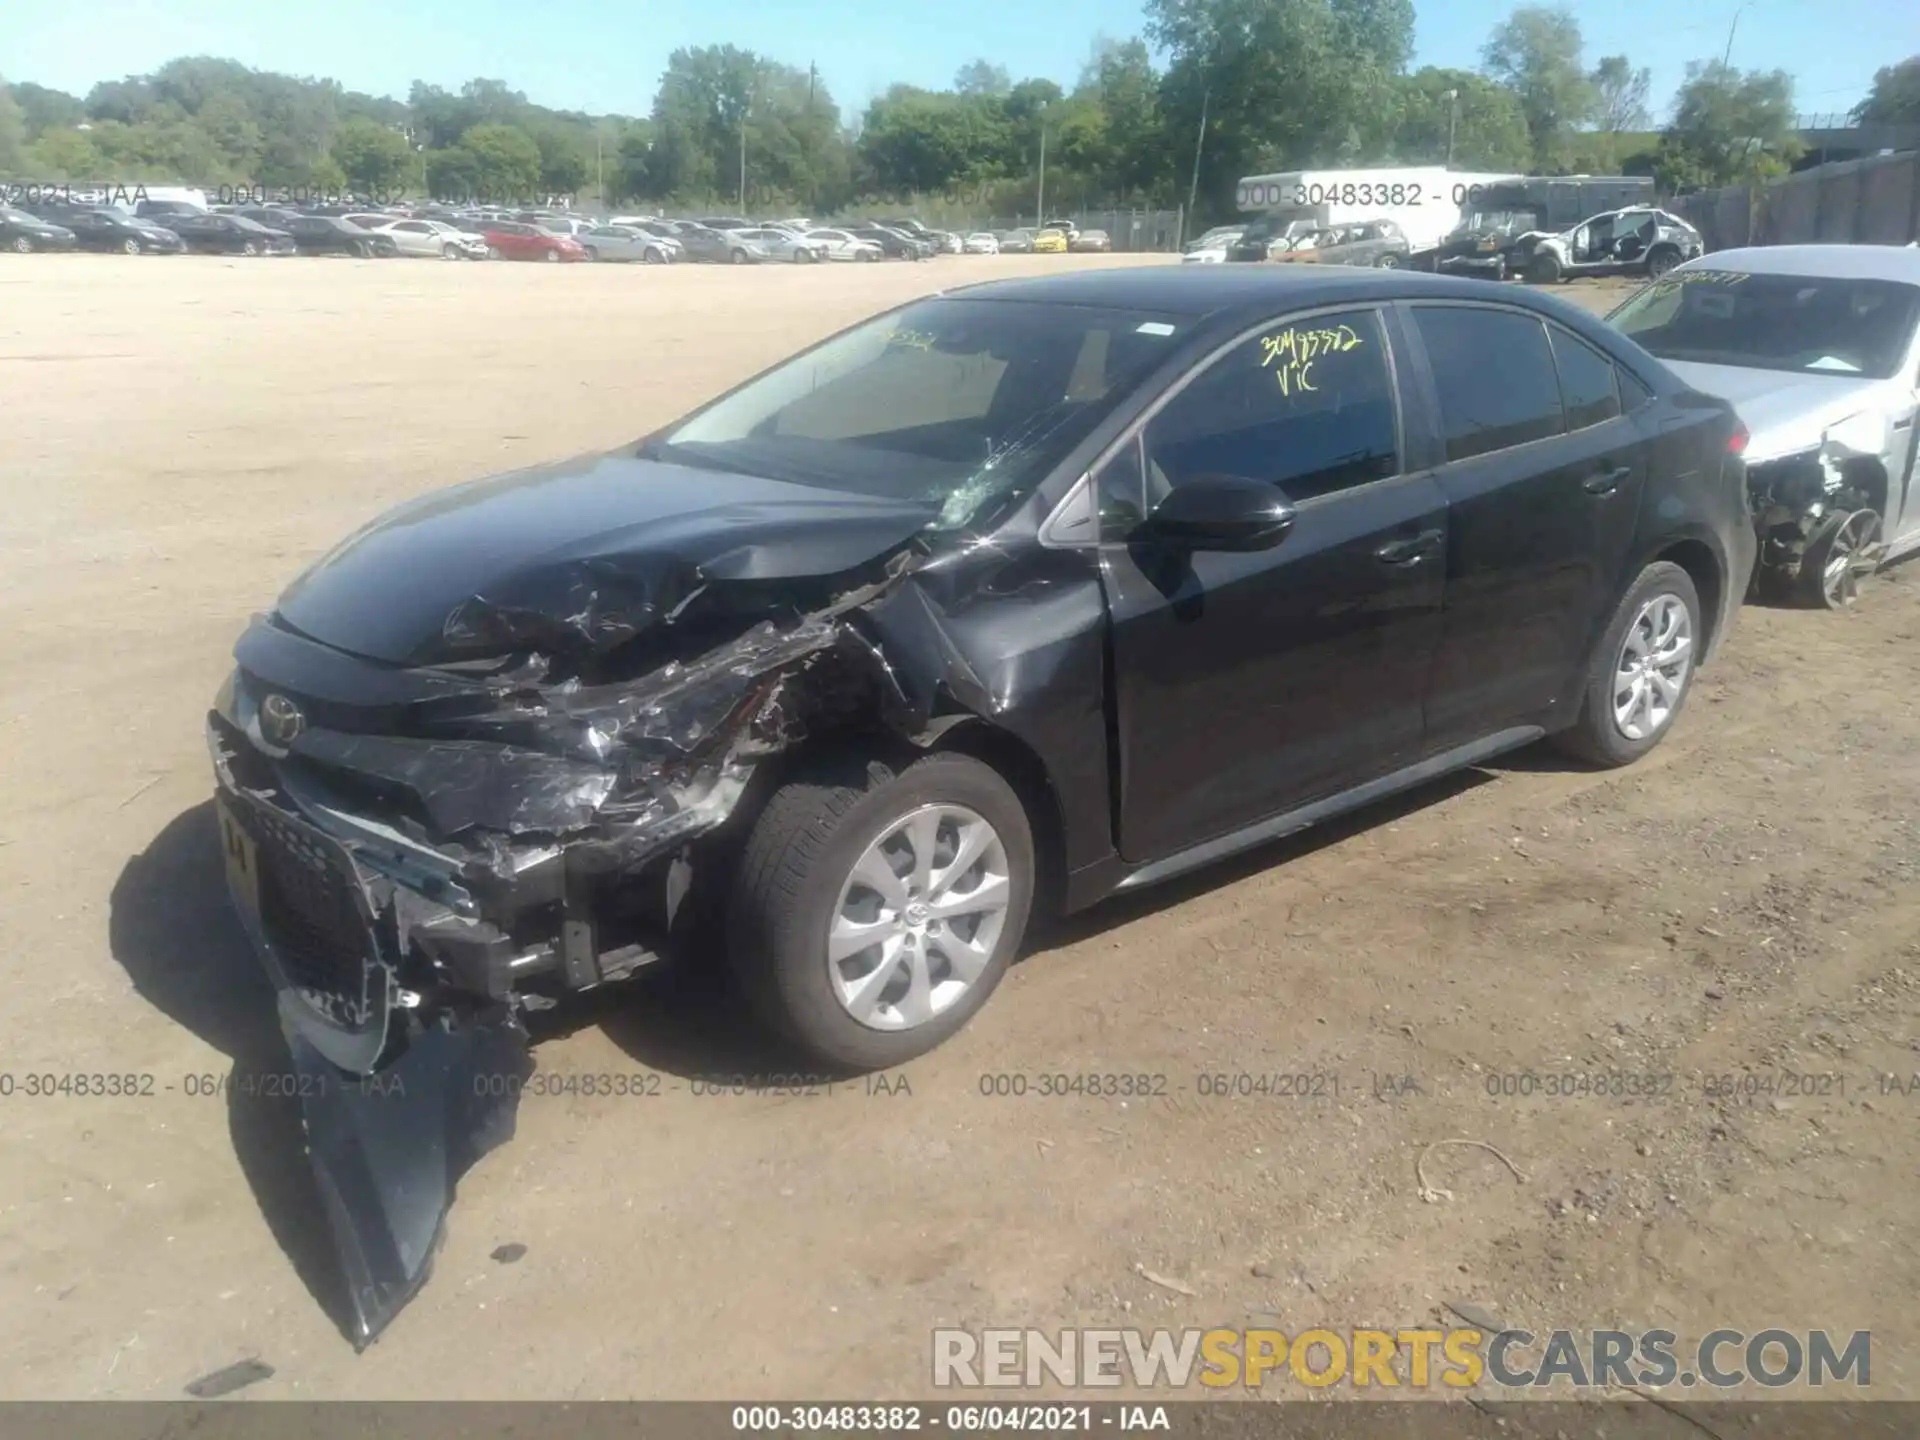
(1648, 536, 1726, 660)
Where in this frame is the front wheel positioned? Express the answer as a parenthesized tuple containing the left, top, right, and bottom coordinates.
(1799, 508, 1882, 609)
(731, 248, 749, 264)
(1374, 252, 1401, 269)
(487, 245, 502, 260)
(1552, 561, 1702, 768)
(1527, 252, 1562, 285)
(441, 243, 461, 260)
(1645, 246, 1681, 279)
(544, 248, 560, 262)
(728, 751, 1035, 1071)
(242, 241, 260, 256)
(644, 246, 664, 264)
(123, 237, 143, 255)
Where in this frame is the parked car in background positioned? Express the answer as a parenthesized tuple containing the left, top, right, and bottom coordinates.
(963, 232, 1000, 255)
(343, 215, 489, 259)
(1609, 245, 1920, 610)
(849, 226, 926, 261)
(1182, 226, 1244, 264)
(806, 228, 884, 262)
(481, 221, 589, 262)
(158, 212, 296, 255)
(1518, 207, 1704, 285)
(734, 227, 829, 263)
(580, 224, 679, 263)
(671, 224, 740, 264)
(695, 216, 753, 231)
(133, 198, 205, 222)
(1069, 229, 1112, 253)
(1, 204, 77, 253)
(1271, 220, 1410, 269)
(1032, 227, 1069, 254)
(998, 229, 1035, 254)
(23, 204, 182, 254)
(274, 213, 399, 257)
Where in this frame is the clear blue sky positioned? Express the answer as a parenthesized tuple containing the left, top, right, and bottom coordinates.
(2, 0, 1909, 125)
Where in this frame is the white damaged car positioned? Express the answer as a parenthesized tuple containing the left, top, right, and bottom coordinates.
(1610, 246, 1920, 608)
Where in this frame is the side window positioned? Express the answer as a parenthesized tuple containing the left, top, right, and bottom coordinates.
(1549, 326, 1622, 432)
(1094, 436, 1148, 542)
(1412, 306, 1566, 461)
(1619, 370, 1654, 411)
(1139, 308, 1398, 507)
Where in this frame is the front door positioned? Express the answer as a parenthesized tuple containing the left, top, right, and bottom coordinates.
(1098, 306, 1450, 864)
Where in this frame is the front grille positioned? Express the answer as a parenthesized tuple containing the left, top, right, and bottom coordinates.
(250, 804, 377, 1029)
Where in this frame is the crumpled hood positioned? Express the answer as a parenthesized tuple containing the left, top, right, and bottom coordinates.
(275, 451, 938, 666)
(1662, 361, 1891, 463)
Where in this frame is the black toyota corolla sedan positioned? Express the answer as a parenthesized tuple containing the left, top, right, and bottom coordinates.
(208, 266, 1755, 1341)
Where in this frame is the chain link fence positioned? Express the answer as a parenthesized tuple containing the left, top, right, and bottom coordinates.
(969, 209, 1186, 252)
(1669, 150, 1920, 251)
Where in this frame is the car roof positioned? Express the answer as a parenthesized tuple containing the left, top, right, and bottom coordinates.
(1671, 244, 1920, 283)
(938, 264, 1572, 318)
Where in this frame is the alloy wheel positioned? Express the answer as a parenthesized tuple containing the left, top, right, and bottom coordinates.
(827, 804, 1012, 1032)
(1611, 593, 1693, 742)
(13, 235, 34, 253)
(1812, 509, 1881, 610)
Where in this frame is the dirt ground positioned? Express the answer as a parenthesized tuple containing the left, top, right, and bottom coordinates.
(2, 253, 1916, 1403)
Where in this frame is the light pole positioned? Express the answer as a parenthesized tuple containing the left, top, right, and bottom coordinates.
(1183, 87, 1209, 249)
(1443, 89, 1459, 168)
(1723, 2, 1752, 66)
(738, 101, 749, 213)
(596, 131, 604, 205)
(1035, 100, 1048, 227)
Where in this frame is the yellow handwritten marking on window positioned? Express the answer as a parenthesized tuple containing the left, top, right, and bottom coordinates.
(889, 328, 938, 350)
(1259, 325, 1363, 396)
(1649, 269, 1752, 295)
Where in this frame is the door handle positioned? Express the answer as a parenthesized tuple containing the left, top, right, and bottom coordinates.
(1583, 464, 1633, 496)
(1374, 528, 1443, 565)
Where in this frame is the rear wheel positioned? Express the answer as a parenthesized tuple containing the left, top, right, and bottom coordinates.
(13, 234, 35, 254)
(1646, 245, 1681, 279)
(729, 751, 1035, 1071)
(1374, 252, 1401, 268)
(487, 245, 502, 260)
(731, 247, 749, 264)
(123, 237, 142, 255)
(242, 240, 260, 256)
(1527, 251, 1562, 285)
(544, 248, 560, 262)
(644, 246, 664, 264)
(1551, 561, 1702, 768)
(351, 240, 371, 258)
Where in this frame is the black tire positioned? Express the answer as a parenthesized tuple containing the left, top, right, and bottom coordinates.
(1797, 508, 1881, 609)
(731, 247, 748, 264)
(242, 240, 260, 256)
(441, 243, 460, 259)
(10, 235, 32, 254)
(123, 237, 142, 255)
(1375, 252, 1401, 269)
(1526, 251, 1562, 285)
(544, 248, 560, 262)
(1551, 561, 1703, 768)
(728, 751, 1036, 1071)
(644, 246, 664, 264)
(1646, 246, 1680, 279)
(487, 245, 503, 260)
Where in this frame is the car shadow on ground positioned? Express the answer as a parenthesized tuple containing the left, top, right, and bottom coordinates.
(107, 800, 358, 1343)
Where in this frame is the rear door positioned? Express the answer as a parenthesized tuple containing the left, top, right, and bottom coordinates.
(1400, 302, 1651, 749)
(1096, 304, 1451, 862)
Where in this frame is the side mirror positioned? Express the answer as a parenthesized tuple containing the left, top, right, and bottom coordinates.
(1139, 473, 1297, 552)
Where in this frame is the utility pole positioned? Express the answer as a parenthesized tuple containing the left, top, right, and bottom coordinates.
(1183, 87, 1209, 249)
(596, 132, 604, 206)
(739, 100, 749, 213)
(807, 62, 818, 215)
(1723, 2, 1751, 66)
(1444, 89, 1459, 169)
(1036, 100, 1048, 227)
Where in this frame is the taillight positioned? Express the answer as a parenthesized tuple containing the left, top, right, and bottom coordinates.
(1726, 421, 1749, 456)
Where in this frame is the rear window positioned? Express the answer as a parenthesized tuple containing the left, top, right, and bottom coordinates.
(1413, 306, 1567, 461)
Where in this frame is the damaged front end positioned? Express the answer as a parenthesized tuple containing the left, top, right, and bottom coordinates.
(1746, 437, 1888, 610)
(207, 547, 926, 1346)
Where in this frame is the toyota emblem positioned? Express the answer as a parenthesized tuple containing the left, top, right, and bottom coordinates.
(259, 692, 306, 747)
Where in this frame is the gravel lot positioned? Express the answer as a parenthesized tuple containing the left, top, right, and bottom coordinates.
(1, 254, 1916, 1401)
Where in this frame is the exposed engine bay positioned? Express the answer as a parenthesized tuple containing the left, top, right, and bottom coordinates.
(1745, 444, 1888, 610)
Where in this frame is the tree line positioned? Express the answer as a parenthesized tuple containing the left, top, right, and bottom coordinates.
(1, 15, 1915, 224)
